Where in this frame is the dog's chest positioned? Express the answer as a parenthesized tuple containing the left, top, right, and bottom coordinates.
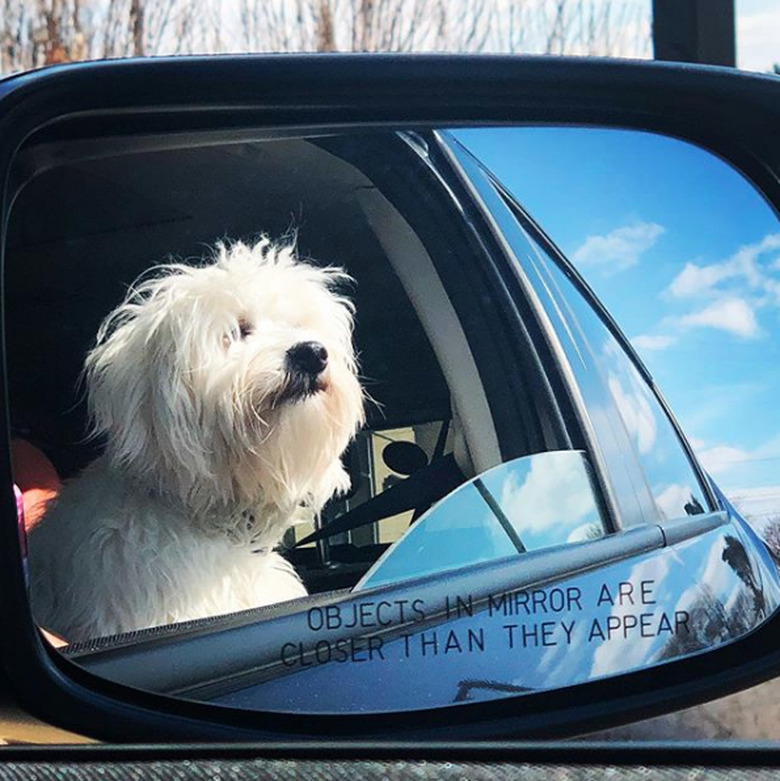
(159, 540, 298, 622)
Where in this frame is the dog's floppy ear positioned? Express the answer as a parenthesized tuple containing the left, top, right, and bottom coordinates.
(84, 270, 212, 501)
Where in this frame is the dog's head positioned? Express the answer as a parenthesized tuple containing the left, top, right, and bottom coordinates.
(86, 239, 364, 515)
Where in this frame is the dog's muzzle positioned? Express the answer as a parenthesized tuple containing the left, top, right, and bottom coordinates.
(279, 341, 329, 402)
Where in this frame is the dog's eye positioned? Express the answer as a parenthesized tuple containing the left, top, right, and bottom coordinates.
(223, 319, 253, 348)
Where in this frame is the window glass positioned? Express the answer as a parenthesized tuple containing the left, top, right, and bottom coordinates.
(358, 450, 605, 590)
(517, 220, 710, 522)
(442, 129, 710, 526)
(441, 136, 652, 528)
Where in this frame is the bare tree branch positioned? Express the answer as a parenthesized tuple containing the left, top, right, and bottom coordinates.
(0, 0, 651, 75)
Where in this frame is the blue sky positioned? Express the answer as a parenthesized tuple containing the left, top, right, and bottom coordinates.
(455, 127, 780, 523)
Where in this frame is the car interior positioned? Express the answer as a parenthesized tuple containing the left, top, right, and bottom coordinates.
(5, 131, 517, 633)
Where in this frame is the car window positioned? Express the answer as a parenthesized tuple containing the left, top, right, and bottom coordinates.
(357, 450, 605, 590)
(441, 134, 654, 528)
(9, 130, 573, 644)
(290, 419, 454, 550)
(512, 217, 711, 523)
(441, 133, 709, 527)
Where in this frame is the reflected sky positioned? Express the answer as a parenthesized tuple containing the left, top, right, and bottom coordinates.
(480, 450, 603, 549)
(453, 128, 780, 522)
(357, 451, 605, 590)
(515, 223, 710, 523)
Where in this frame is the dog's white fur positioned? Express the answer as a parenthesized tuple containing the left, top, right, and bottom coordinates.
(28, 239, 364, 642)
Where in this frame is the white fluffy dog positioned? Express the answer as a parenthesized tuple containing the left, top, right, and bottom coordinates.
(28, 239, 364, 643)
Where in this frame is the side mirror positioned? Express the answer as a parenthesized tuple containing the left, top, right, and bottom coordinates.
(1, 56, 780, 744)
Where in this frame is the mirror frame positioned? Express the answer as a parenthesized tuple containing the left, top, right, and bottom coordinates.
(1, 54, 780, 743)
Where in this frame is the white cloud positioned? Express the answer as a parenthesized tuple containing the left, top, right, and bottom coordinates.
(678, 297, 760, 338)
(654, 483, 695, 522)
(566, 522, 603, 544)
(669, 262, 739, 299)
(631, 334, 676, 352)
(691, 433, 780, 521)
(600, 338, 659, 454)
(729, 486, 780, 526)
(697, 444, 750, 476)
(497, 452, 597, 536)
(572, 221, 664, 273)
(738, 6, 780, 73)
(655, 233, 780, 350)
(668, 233, 780, 299)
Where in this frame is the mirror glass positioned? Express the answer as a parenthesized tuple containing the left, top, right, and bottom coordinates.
(6, 122, 780, 714)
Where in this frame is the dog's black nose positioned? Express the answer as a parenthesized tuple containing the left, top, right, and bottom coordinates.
(287, 341, 328, 375)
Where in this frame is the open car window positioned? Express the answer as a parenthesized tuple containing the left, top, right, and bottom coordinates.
(289, 418, 455, 550)
(8, 129, 572, 646)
